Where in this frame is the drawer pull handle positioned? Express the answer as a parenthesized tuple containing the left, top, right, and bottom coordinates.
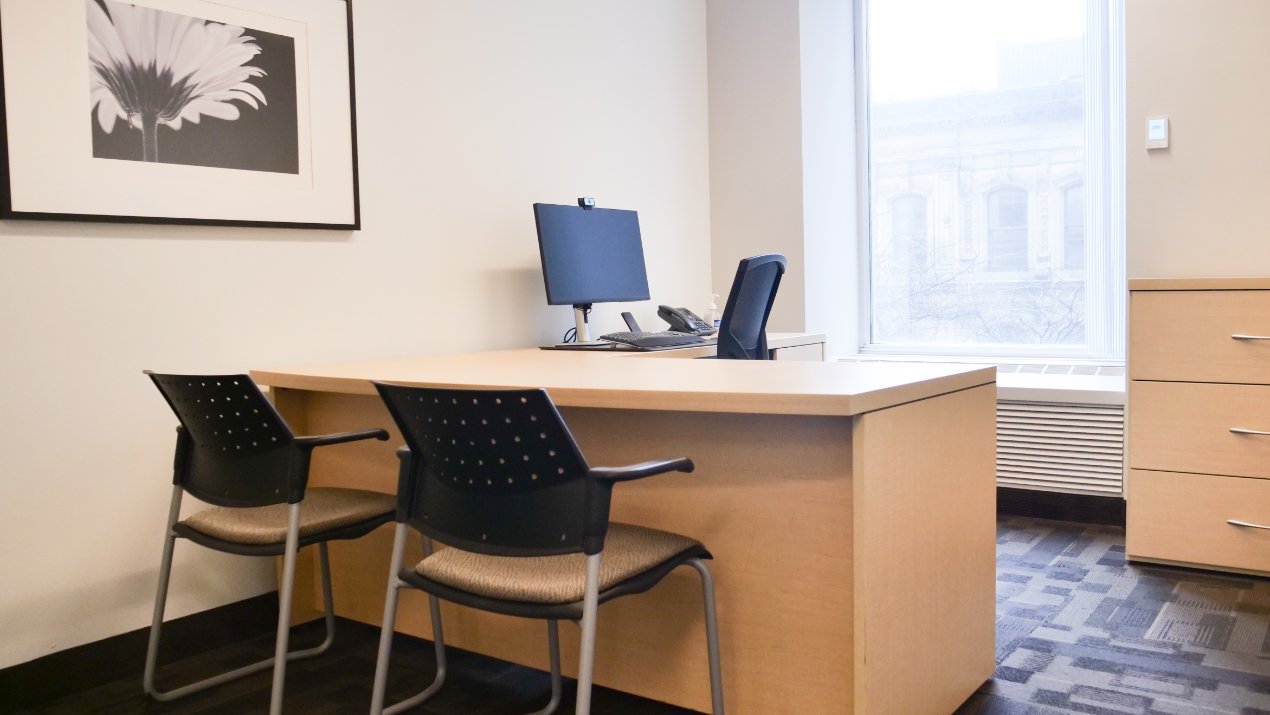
(1232, 334, 1270, 340)
(1229, 428, 1270, 436)
(1228, 519, 1270, 531)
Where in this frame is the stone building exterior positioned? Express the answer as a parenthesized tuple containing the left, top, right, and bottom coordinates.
(869, 39, 1087, 348)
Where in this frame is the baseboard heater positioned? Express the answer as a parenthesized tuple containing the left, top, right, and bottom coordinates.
(997, 399, 1125, 496)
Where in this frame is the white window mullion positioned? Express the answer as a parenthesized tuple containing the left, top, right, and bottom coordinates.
(854, 0, 874, 350)
(1105, 0, 1127, 361)
(1082, 0, 1126, 361)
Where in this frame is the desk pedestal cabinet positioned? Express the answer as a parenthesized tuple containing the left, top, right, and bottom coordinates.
(1128, 279, 1270, 575)
(255, 350, 996, 714)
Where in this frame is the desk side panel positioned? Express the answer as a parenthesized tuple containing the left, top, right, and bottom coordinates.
(852, 384, 997, 715)
(563, 408, 855, 714)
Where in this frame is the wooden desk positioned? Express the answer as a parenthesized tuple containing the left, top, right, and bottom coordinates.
(252, 350, 996, 715)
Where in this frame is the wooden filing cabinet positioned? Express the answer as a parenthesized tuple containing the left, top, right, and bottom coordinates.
(1127, 279, 1270, 575)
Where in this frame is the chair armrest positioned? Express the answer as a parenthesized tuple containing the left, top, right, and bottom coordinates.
(589, 458, 694, 483)
(285, 429, 389, 503)
(583, 458, 694, 552)
(393, 445, 417, 522)
(295, 428, 390, 450)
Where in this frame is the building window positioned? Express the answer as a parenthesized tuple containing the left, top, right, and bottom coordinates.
(892, 194, 928, 271)
(987, 188, 1028, 272)
(1064, 183, 1085, 270)
(861, 0, 1125, 359)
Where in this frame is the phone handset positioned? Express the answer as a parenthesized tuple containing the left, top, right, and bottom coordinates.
(658, 305, 717, 336)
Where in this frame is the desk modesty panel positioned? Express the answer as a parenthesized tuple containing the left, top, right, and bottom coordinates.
(252, 352, 997, 715)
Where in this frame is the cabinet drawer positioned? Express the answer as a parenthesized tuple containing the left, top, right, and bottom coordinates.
(1131, 289, 1270, 383)
(1127, 469, 1270, 574)
(1129, 381, 1270, 479)
(772, 343, 825, 361)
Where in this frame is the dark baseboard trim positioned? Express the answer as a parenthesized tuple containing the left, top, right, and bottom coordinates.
(998, 486, 1126, 527)
(0, 592, 278, 712)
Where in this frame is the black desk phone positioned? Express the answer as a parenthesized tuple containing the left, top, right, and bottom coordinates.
(658, 305, 717, 335)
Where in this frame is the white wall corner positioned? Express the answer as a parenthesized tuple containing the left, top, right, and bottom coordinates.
(799, 0, 859, 358)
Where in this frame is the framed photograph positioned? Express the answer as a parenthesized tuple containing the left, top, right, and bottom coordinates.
(0, 0, 360, 229)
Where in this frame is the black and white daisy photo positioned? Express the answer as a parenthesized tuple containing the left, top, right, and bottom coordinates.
(0, 0, 357, 228)
(86, 0, 299, 174)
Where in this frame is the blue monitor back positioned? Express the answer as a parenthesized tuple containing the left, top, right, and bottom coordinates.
(533, 203, 651, 306)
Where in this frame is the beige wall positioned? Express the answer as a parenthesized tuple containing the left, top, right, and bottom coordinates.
(705, 0, 857, 354)
(706, 0, 807, 332)
(1127, 0, 1270, 278)
(0, 0, 710, 669)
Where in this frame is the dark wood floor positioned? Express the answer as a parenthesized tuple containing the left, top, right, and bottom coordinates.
(13, 618, 698, 715)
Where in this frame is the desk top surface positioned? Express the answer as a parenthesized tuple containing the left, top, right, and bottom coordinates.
(254, 345, 994, 417)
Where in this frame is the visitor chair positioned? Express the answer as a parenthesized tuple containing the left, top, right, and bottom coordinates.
(716, 253, 787, 360)
(142, 372, 396, 715)
(368, 383, 724, 715)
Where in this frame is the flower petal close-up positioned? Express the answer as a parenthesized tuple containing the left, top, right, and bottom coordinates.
(86, 0, 267, 161)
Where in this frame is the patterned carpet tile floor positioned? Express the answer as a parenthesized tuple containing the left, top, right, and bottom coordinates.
(16, 517, 1270, 714)
(958, 517, 1270, 715)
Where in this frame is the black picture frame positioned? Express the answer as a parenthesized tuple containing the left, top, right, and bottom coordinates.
(0, 0, 360, 230)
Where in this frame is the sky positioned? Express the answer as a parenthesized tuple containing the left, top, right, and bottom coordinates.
(869, 0, 1086, 102)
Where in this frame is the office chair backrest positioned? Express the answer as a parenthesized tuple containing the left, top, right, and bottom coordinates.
(374, 383, 597, 557)
(147, 372, 297, 508)
(717, 253, 787, 360)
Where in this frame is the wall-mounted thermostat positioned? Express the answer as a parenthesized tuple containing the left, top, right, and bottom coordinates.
(1146, 116, 1169, 150)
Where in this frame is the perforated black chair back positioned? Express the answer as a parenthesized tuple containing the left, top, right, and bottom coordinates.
(144, 372, 392, 713)
(374, 383, 600, 557)
(146, 372, 297, 507)
(368, 383, 721, 715)
(717, 253, 787, 360)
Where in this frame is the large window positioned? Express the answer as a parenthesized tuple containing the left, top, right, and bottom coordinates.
(861, 0, 1124, 359)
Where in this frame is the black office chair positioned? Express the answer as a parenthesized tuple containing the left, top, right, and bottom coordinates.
(716, 253, 787, 360)
(368, 383, 724, 715)
(143, 372, 394, 715)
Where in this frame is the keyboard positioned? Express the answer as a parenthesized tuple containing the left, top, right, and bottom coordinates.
(599, 331, 706, 349)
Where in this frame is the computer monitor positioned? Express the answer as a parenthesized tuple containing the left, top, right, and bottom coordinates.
(533, 202, 650, 341)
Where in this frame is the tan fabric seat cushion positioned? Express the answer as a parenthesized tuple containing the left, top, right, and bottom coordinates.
(180, 487, 395, 545)
(415, 523, 701, 604)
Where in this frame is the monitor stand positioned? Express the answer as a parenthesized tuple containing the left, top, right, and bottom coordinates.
(572, 303, 600, 344)
(545, 304, 614, 349)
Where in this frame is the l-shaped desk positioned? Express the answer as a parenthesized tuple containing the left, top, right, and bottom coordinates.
(252, 337, 996, 714)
